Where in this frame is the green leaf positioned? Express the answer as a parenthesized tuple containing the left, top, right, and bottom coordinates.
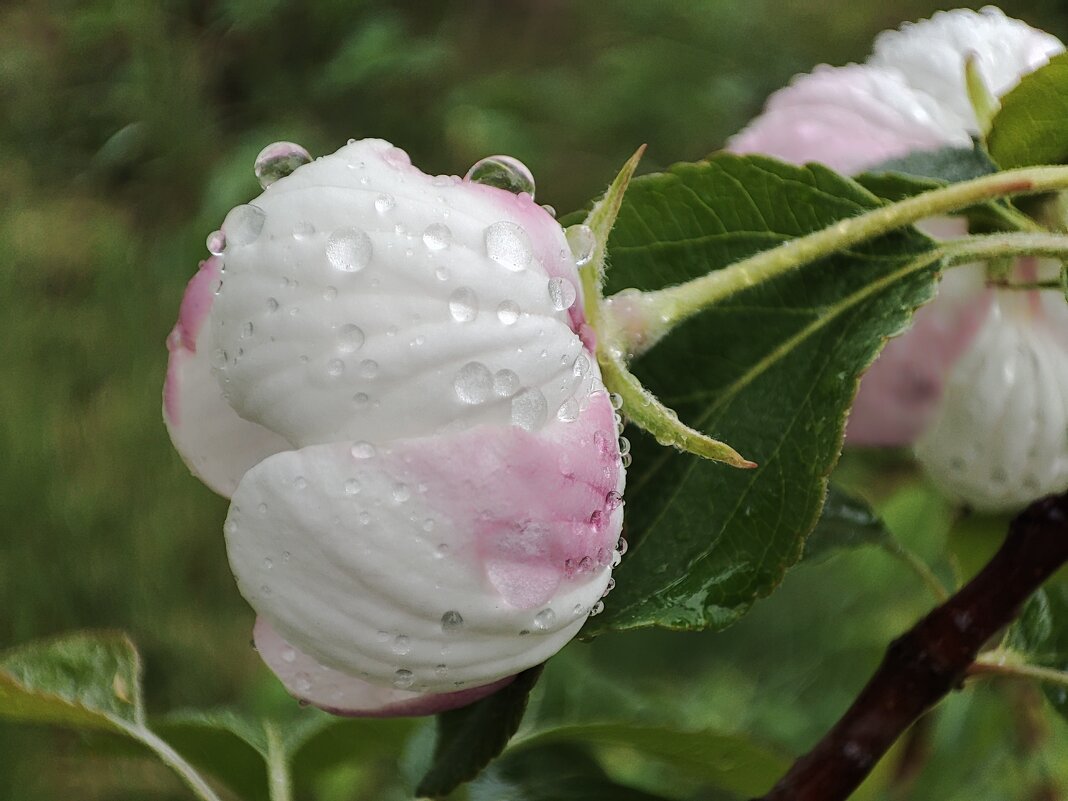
(470, 744, 675, 801)
(866, 145, 998, 187)
(802, 485, 892, 562)
(0, 632, 224, 801)
(988, 52, 1068, 169)
(417, 665, 544, 798)
(512, 723, 787, 798)
(0, 630, 142, 731)
(1004, 581, 1068, 719)
(585, 154, 938, 634)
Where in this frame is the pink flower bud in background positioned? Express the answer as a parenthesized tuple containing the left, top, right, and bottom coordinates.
(164, 139, 625, 714)
(730, 7, 1068, 511)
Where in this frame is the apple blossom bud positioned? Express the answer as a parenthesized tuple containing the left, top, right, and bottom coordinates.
(164, 139, 625, 714)
(728, 8, 1068, 510)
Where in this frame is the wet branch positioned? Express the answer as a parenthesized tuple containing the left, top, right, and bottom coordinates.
(753, 492, 1068, 801)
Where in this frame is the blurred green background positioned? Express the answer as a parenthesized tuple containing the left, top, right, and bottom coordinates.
(4, 1, 1068, 798)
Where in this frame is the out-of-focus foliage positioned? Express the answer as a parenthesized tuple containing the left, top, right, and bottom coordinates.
(3, 1, 1068, 799)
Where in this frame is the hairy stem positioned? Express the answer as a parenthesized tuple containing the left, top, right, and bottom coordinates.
(878, 539, 951, 604)
(969, 651, 1068, 690)
(612, 166, 1068, 356)
(123, 723, 224, 801)
(752, 491, 1068, 801)
(265, 722, 293, 801)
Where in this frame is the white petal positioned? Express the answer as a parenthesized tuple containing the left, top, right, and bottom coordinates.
(728, 64, 963, 174)
(252, 618, 512, 716)
(871, 7, 1064, 134)
(209, 139, 586, 448)
(916, 294, 1068, 511)
(225, 390, 624, 694)
(164, 257, 290, 497)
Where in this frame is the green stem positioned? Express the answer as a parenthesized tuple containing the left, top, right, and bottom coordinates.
(877, 540, 951, 603)
(611, 165, 1068, 356)
(970, 651, 1068, 690)
(265, 722, 293, 801)
(123, 723, 224, 801)
(939, 232, 1068, 266)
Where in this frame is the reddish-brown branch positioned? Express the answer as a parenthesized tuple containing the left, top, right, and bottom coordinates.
(754, 492, 1068, 801)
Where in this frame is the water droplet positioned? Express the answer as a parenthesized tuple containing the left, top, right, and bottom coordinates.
(353, 392, 370, 409)
(533, 609, 556, 631)
(618, 437, 631, 457)
(337, 324, 365, 352)
(266, 297, 279, 312)
(350, 442, 375, 459)
(295, 676, 312, 693)
(327, 358, 345, 377)
(281, 648, 296, 663)
(294, 476, 307, 490)
(326, 227, 373, 272)
(241, 321, 254, 339)
(224, 520, 238, 536)
(391, 635, 411, 655)
(374, 193, 395, 213)
(511, 387, 548, 431)
(344, 478, 360, 495)
(547, 277, 577, 311)
(617, 537, 628, 556)
(222, 204, 266, 246)
(493, 369, 521, 397)
(435, 266, 450, 282)
(557, 397, 579, 422)
(565, 224, 596, 267)
(573, 354, 590, 378)
(449, 287, 479, 322)
(496, 300, 521, 325)
(392, 668, 414, 689)
(609, 393, 623, 411)
(211, 348, 228, 368)
(423, 222, 452, 251)
(263, 556, 273, 569)
(392, 483, 411, 503)
(435, 664, 448, 677)
(383, 147, 411, 169)
(454, 362, 493, 404)
(441, 610, 464, 633)
(465, 155, 535, 197)
(323, 285, 338, 301)
(359, 359, 379, 378)
(206, 230, 226, 255)
(254, 141, 312, 188)
(541, 204, 557, 218)
(485, 221, 533, 272)
(435, 543, 449, 559)
(606, 490, 623, 510)
(590, 600, 605, 616)
(292, 220, 315, 240)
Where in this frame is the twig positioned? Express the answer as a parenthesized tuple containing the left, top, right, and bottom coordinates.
(752, 492, 1068, 801)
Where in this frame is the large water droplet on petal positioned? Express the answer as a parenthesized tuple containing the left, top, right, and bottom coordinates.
(565, 224, 596, 267)
(496, 300, 520, 325)
(511, 387, 548, 431)
(254, 141, 312, 188)
(454, 362, 493, 404)
(350, 441, 376, 459)
(392, 668, 414, 689)
(383, 147, 411, 169)
(337, 324, 365, 352)
(493, 369, 521, 397)
(465, 155, 536, 198)
(448, 287, 479, 322)
(206, 230, 226, 255)
(423, 222, 452, 251)
(547, 277, 577, 311)
(485, 222, 532, 272)
(441, 610, 464, 633)
(374, 193, 395, 213)
(223, 204, 266, 246)
(327, 227, 373, 273)
(533, 608, 556, 631)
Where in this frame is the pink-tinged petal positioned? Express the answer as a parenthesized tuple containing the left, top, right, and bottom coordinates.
(847, 263, 991, 446)
(211, 139, 586, 449)
(225, 386, 623, 695)
(871, 7, 1064, 135)
(727, 65, 961, 174)
(915, 292, 1068, 511)
(164, 256, 291, 498)
(253, 618, 512, 717)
